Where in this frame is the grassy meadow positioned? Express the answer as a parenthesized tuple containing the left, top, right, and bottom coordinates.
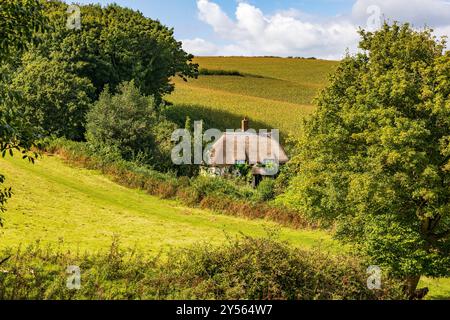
(166, 57, 338, 136)
(2, 1, 449, 301)
(0, 154, 336, 255)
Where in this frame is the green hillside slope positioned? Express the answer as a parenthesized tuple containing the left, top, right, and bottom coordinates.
(0, 155, 335, 254)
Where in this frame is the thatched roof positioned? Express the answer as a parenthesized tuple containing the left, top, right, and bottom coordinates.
(207, 132, 289, 167)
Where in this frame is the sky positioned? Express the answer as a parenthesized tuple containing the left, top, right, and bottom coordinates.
(68, 0, 450, 60)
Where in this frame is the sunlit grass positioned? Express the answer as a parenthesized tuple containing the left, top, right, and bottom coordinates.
(0, 154, 448, 299)
(0, 155, 336, 255)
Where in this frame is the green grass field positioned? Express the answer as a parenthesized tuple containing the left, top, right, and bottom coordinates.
(0, 154, 448, 299)
(0, 155, 336, 255)
(166, 57, 338, 136)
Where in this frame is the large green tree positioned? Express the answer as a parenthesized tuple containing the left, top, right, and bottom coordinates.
(0, 0, 46, 62)
(7, 53, 94, 140)
(37, 1, 198, 101)
(279, 23, 450, 296)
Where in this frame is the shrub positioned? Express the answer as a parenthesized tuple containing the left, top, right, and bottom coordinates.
(0, 237, 405, 300)
(85, 81, 177, 170)
(256, 178, 276, 201)
(165, 236, 405, 300)
(191, 176, 255, 200)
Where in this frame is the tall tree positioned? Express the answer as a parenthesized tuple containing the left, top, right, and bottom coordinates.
(37, 1, 198, 101)
(7, 53, 94, 141)
(279, 23, 450, 297)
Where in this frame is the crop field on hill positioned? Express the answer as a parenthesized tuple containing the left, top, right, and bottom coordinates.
(192, 57, 338, 84)
(166, 57, 339, 136)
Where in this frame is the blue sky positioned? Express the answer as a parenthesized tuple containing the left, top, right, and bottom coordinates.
(69, 0, 450, 59)
(70, 0, 354, 34)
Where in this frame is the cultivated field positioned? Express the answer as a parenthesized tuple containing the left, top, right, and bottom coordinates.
(166, 57, 339, 137)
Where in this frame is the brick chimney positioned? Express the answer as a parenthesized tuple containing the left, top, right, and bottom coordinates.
(241, 117, 249, 132)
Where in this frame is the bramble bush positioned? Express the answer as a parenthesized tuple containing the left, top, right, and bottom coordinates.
(0, 236, 405, 300)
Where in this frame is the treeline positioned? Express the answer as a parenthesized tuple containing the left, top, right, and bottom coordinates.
(198, 68, 264, 78)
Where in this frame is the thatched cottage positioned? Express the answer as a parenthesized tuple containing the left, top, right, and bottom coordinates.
(203, 118, 289, 187)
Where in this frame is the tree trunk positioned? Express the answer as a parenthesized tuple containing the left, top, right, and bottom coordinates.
(404, 275, 421, 299)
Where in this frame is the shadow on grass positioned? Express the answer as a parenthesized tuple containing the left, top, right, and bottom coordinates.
(164, 103, 294, 144)
(428, 294, 450, 300)
(164, 102, 280, 133)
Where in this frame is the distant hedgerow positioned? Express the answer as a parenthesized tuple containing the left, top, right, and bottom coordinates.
(198, 68, 244, 77)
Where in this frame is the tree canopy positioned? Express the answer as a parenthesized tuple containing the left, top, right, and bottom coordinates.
(0, 0, 46, 62)
(86, 81, 176, 170)
(278, 23, 450, 294)
(7, 53, 94, 141)
(37, 1, 198, 100)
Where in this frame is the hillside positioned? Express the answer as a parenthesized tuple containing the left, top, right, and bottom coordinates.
(166, 57, 339, 136)
(0, 155, 335, 254)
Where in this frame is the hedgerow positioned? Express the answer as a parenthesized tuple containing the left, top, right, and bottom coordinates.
(41, 138, 312, 229)
(0, 236, 405, 300)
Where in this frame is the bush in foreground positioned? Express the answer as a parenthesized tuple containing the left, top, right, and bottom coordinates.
(0, 237, 405, 300)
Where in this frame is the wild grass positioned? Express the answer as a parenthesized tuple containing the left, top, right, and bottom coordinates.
(0, 146, 448, 299)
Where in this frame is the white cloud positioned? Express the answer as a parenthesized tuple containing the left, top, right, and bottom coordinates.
(181, 38, 218, 56)
(183, 0, 450, 59)
(197, 0, 234, 34)
(352, 0, 450, 27)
